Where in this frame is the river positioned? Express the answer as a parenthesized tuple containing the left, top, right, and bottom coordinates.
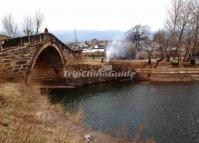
(49, 82, 199, 143)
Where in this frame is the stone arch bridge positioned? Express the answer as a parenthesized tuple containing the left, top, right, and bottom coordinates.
(0, 33, 81, 84)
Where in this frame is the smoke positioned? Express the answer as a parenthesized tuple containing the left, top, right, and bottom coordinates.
(106, 34, 137, 61)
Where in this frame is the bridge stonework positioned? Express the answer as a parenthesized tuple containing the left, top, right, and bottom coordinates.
(0, 33, 77, 83)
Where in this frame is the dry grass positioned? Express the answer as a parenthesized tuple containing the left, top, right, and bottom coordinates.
(0, 83, 83, 143)
(82, 58, 199, 70)
(0, 82, 156, 143)
(69, 109, 84, 125)
(109, 60, 147, 71)
(131, 124, 155, 143)
(0, 83, 123, 143)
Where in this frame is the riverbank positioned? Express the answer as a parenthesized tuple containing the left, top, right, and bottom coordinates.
(2, 60, 198, 142)
(66, 61, 199, 84)
(0, 83, 124, 143)
(0, 82, 155, 143)
(136, 68, 199, 82)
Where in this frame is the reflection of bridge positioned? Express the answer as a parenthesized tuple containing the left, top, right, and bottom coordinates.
(0, 33, 81, 84)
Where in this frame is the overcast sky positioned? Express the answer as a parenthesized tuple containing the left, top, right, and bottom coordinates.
(0, 0, 170, 32)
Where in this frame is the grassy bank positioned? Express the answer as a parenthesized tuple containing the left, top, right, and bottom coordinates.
(0, 83, 126, 143)
(0, 83, 82, 143)
(0, 83, 155, 143)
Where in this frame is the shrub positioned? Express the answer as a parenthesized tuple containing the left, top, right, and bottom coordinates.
(190, 58, 196, 65)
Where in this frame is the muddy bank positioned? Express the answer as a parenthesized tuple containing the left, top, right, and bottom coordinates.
(136, 68, 199, 82)
(108, 60, 199, 82)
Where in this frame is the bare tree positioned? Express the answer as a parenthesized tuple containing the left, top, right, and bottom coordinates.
(22, 11, 44, 36)
(153, 30, 168, 68)
(166, 0, 184, 40)
(142, 40, 156, 68)
(165, 0, 196, 64)
(191, 0, 199, 57)
(22, 16, 34, 36)
(177, 1, 192, 41)
(127, 25, 150, 49)
(177, 0, 193, 62)
(166, 0, 184, 63)
(34, 10, 44, 34)
(153, 30, 167, 45)
(2, 14, 18, 37)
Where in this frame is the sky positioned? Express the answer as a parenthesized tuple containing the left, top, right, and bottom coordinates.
(0, 0, 170, 32)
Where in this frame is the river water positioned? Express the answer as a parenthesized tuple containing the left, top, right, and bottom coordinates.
(49, 82, 199, 143)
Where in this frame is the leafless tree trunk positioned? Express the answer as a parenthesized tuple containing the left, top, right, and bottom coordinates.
(22, 16, 34, 36)
(34, 10, 44, 34)
(177, 0, 193, 63)
(183, 20, 194, 61)
(166, 0, 183, 39)
(166, 0, 184, 62)
(191, 0, 199, 57)
(1, 14, 18, 37)
(144, 40, 155, 68)
(153, 30, 168, 68)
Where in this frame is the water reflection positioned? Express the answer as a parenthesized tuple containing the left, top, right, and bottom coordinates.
(49, 82, 199, 143)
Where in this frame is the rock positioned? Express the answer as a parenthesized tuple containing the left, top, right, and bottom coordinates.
(84, 134, 92, 142)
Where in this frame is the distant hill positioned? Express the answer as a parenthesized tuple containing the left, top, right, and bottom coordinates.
(51, 30, 125, 43)
(0, 30, 125, 42)
(0, 30, 154, 43)
(51, 30, 154, 43)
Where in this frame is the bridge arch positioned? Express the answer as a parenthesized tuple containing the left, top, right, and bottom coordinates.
(27, 42, 66, 83)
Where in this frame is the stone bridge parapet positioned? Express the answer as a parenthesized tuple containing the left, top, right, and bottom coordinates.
(0, 33, 81, 82)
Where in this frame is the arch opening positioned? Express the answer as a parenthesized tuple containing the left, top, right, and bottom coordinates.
(28, 46, 65, 84)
